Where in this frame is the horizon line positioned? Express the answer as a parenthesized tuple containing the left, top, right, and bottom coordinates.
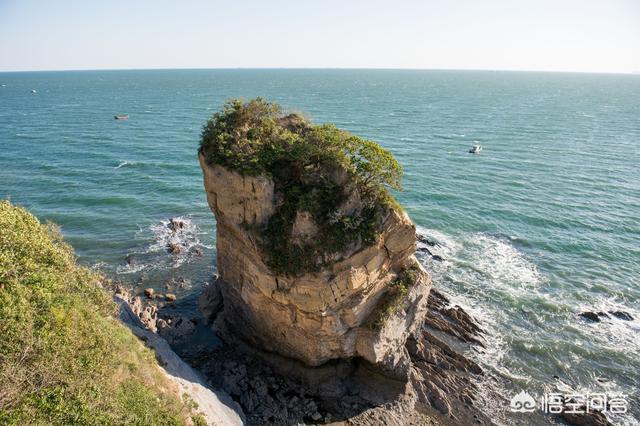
(0, 66, 637, 76)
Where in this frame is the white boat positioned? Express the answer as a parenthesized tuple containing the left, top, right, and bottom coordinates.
(114, 114, 129, 120)
(469, 144, 482, 154)
(31, 89, 37, 94)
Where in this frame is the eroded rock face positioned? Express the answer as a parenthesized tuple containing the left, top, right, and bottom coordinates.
(199, 153, 431, 376)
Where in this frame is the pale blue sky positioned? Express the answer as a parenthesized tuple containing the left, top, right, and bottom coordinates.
(1, 0, 639, 73)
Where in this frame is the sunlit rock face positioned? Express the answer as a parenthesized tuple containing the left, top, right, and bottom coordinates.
(199, 153, 431, 376)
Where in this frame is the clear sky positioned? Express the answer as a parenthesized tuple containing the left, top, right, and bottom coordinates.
(1, 0, 639, 73)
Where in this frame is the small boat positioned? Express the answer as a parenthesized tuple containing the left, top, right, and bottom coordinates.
(469, 144, 482, 154)
(31, 89, 37, 94)
(114, 114, 129, 120)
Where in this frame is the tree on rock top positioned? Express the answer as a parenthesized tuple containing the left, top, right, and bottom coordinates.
(200, 98, 404, 276)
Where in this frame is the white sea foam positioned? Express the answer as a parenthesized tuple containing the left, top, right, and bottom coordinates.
(117, 216, 208, 274)
(114, 160, 135, 169)
(416, 226, 549, 423)
(575, 297, 640, 354)
(416, 226, 639, 423)
(467, 233, 541, 289)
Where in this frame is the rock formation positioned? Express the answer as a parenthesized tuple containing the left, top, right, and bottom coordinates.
(193, 100, 490, 424)
(196, 98, 431, 378)
(199, 153, 431, 377)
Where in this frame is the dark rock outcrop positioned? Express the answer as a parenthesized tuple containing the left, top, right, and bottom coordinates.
(609, 311, 633, 321)
(188, 281, 487, 425)
(559, 407, 613, 426)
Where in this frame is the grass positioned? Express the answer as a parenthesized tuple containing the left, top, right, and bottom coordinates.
(200, 98, 404, 276)
(0, 200, 203, 425)
(366, 263, 421, 330)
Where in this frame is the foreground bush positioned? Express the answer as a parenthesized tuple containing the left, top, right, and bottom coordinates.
(0, 201, 201, 425)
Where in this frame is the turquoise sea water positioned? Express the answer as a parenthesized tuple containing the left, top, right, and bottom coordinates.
(1, 69, 639, 424)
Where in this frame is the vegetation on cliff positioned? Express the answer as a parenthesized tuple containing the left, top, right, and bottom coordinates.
(366, 263, 422, 330)
(200, 98, 403, 275)
(0, 201, 203, 425)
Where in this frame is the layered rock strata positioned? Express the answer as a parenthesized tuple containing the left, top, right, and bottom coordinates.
(199, 153, 431, 376)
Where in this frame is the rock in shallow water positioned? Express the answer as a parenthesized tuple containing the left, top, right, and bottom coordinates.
(579, 311, 605, 322)
(168, 217, 186, 232)
(609, 310, 633, 321)
(579, 310, 634, 322)
(559, 406, 613, 426)
(113, 294, 245, 425)
(167, 242, 182, 254)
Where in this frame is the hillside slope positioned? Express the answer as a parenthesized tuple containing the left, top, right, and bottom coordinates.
(0, 200, 205, 425)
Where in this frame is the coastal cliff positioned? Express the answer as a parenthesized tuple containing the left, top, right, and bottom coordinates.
(0, 201, 219, 425)
(198, 98, 431, 378)
(194, 99, 488, 425)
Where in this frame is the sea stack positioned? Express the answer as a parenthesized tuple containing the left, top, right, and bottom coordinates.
(198, 98, 431, 378)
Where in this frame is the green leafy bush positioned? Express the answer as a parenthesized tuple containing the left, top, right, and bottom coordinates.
(0, 201, 200, 425)
(366, 263, 422, 330)
(200, 98, 404, 276)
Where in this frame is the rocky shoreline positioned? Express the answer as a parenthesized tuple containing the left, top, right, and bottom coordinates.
(112, 285, 244, 425)
(110, 223, 625, 426)
(106, 100, 512, 424)
(110, 260, 490, 425)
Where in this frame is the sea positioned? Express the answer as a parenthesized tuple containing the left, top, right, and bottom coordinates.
(1, 69, 638, 425)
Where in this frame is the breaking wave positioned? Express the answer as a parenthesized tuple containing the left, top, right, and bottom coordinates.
(117, 216, 211, 274)
(415, 225, 638, 424)
(416, 225, 546, 423)
(113, 160, 137, 169)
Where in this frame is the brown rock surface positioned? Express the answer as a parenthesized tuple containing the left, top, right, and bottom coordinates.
(199, 153, 431, 375)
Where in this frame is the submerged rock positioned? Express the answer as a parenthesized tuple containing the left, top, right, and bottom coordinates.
(417, 244, 444, 261)
(167, 242, 182, 254)
(609, 311, 633, 321)
(416, 233, 437, 247)
(579, 311, 603, 322)
(158, 315, 196, 344)
(559, 406, 613, 426)
(168, 217, 186, 232)
(578, 310, 630, 323)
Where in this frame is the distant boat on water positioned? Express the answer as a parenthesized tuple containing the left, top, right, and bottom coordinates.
(31, 89, 37, 94)
(114, 114, 129, 120)
(469, 144, 482, 154)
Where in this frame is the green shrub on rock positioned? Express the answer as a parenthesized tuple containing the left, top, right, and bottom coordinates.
(200, 98, 404, 276)
(366, 263, 422, 330)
